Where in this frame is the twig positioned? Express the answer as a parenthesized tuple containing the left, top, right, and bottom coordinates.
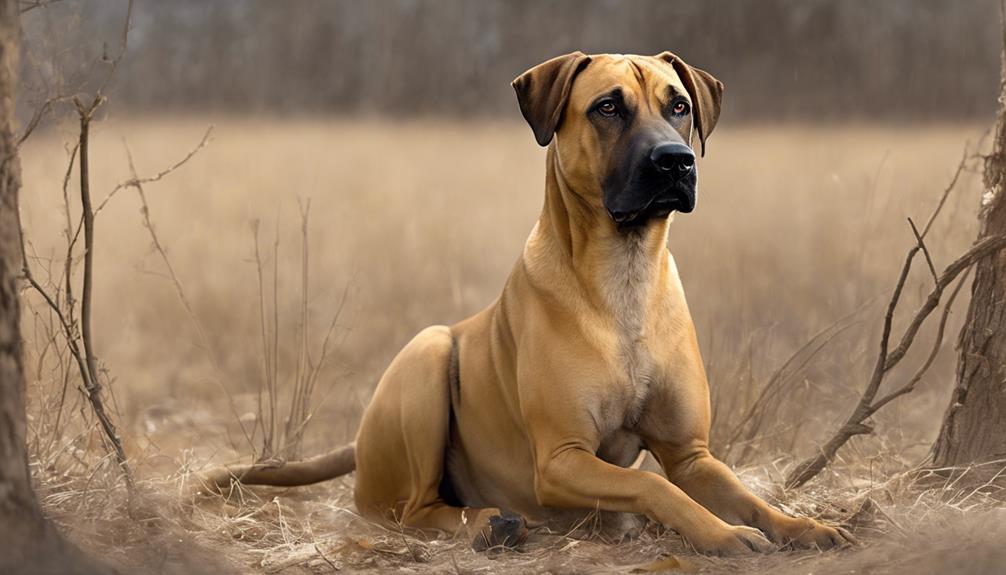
(908, 218, 938, 286)
(285, 200, 312, 459)
(313, 542, 339, 572)
(16, 94, 74, 146)
(62, 142, 78, 328)
(870, 267, 972, 412)
(18, 0, 64, 14)
(94, 126, 213, 215)
(921, 146, 970, 237)
(252, 221, 277, 457)
(72, 94, 134, 493)
(95, 0, 132, 95)
(270, 219, 280, 451)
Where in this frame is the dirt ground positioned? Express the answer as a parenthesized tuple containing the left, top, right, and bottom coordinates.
(18, 118, 1006, 573)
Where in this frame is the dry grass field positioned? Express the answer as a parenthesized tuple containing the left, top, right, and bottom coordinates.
(17, 117, 1005, 573)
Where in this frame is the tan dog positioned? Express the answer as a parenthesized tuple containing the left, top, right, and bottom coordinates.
(204, 52, 853, 555)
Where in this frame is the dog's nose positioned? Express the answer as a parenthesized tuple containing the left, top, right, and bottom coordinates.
(609, 208, 640, 224)
(650, 143, 695, 176)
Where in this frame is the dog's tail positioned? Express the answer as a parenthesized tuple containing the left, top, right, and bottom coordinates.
(196, 442, 356, 493)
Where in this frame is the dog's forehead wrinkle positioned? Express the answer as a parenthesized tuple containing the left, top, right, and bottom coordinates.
(637, 57, 688, 101)
(628, 60, 647, 92)
(578, 57, 683, 113)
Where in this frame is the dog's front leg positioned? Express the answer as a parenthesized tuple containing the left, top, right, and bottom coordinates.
(649, 444, 854, 549)
(529, 440, 772, 555)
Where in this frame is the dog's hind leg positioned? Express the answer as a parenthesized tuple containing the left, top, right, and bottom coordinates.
(353, 325, 454, 527)
(353, 326, 523, 548)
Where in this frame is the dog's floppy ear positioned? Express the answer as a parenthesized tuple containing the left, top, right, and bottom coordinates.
(512, 51, 592, 147)
(655, 51, 723, 156)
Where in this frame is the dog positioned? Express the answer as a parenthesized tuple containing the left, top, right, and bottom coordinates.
(202, 51, 854, 555)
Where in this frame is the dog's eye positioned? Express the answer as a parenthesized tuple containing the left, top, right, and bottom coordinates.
(597, 100, 618, 117)
(672, 101, 690, 116)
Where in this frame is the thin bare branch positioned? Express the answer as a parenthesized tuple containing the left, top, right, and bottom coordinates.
(94, 126, 213, 215)
(252, 221, 276, 457)
(16, 94, 74, 146)
(72, 94, 135, 492)
(61, 142, 78, 316)
(290, 279, 353, 444)
(870, 267, 972, 413)
(94, 0, 133, 95)
(270, 219, 280, 451)
(909, 217, 939, 286)
(921, 146, 971, 237)
(18, 0, 64, 14)
(285, 199, 312, 458)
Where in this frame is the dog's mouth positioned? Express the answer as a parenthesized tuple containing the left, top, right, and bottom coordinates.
(609, 188, 695, 229)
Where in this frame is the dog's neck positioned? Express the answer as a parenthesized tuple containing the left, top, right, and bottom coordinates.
(532, 146, 671, 317)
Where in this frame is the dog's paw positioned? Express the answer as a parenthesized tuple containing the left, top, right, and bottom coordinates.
(688, 525, 775, 556)
(768, 516, 857, 550)
(470, 511, 528, 552)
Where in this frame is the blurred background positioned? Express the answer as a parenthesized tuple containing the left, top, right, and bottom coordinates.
(15, 0, 1000, 487)
(19, 0, 1000, 122)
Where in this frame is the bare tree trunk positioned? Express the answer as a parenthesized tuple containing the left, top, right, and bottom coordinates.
(0, 0, 42, 559)
(0, 2, 109, 573)
(931, 21, 1006, 469)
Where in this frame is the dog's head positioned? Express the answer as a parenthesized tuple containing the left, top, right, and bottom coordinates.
(513, 52, 723, 229)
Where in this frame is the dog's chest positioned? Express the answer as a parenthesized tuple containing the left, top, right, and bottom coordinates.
(599, 235, 661, 428)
